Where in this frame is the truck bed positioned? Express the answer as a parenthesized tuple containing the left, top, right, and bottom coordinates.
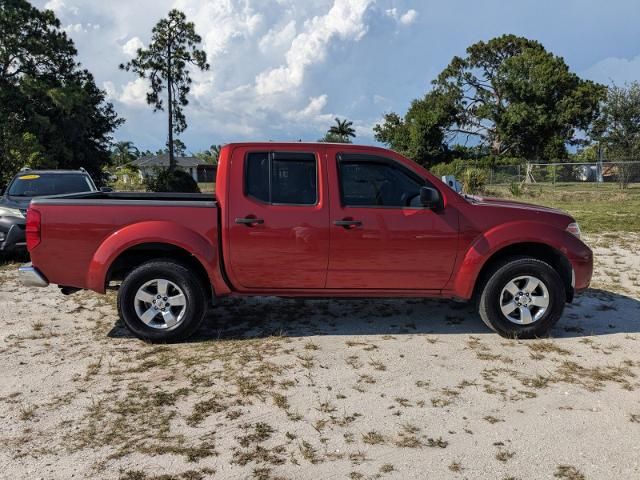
(29, 192, 219, 291)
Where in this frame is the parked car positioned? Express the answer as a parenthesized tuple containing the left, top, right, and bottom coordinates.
(0, 169, 100, 256)
(19, 143, 592, 341)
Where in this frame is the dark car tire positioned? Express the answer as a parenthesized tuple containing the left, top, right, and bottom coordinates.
(117, 259, 207, 342)
(478, 256, 566, 339)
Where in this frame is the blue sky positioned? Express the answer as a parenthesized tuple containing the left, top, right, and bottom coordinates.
(35, 0, 640, 154)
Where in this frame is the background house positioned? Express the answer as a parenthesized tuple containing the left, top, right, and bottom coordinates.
(131, 154, 216, 182)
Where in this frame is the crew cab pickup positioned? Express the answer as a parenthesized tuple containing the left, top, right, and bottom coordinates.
(19, 143, 593, 341)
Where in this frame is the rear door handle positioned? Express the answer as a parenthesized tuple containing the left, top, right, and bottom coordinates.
(235, 217, 264, 226)
(333, 219, 362, 228)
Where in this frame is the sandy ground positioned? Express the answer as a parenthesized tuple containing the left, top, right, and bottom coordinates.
(1, 233, 639, 480)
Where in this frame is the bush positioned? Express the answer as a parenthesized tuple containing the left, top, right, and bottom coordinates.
(144, 168, 201, 193)
(461, 167, 487, 194)
(430, 158, 468, 179)
(509, 182, 523, 197)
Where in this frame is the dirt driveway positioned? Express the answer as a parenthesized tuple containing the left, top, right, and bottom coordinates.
(1, 234, 639, 480)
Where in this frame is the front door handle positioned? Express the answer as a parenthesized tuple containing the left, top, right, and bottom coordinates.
(334, 219, 362, 228)
(235, 216, 264, 226)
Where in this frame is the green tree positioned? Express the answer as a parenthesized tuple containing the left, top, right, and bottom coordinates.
(196, 144, 221, 164)
(154, 138, 187, 156)
(111, 140, 139, 165)
(433, 34, 605, 160)
(374, 89, 458, 166)
(592, 82, 640, 188)
(324, 118, 356, 143)
(0, 0, 121, 185)
(594, 82, 640, 159)
(120, 9, 209, 171)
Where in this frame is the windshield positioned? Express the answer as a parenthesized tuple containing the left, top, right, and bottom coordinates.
(8, 173, 94, 197)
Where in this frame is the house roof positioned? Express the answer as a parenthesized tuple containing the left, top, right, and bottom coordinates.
(132, 153, 208, 168)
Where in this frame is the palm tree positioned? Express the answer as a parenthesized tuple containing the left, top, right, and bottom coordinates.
(327, 118, 356, 143)
(210, 144, 221, 163)
(112, 141, 139, 166)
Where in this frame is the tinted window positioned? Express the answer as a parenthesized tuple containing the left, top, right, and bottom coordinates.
(246, 152, 317, 205)
(339, 156, 425, 207)
(8, 173, 94, 197)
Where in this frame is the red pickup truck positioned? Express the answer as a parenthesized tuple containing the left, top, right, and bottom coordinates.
(19, 143, 592, 341)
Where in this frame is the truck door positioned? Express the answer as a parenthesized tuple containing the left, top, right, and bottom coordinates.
(326, 151, 459, 290)
(226, 146, 329, 289)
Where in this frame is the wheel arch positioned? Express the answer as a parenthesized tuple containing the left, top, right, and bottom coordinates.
(86, 221, 218, 295)
(106, 243, 213, 299)
(470, 242, 573, 302)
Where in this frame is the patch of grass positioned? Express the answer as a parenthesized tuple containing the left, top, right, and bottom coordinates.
(495, 449, 515, 462)
(298, 440, 321, 464)
(303, 341, 319, 351)
(448, 461, 463, 472)
(394, 423, 423, 448)
(19, 404, 36, 421)
(528, 341, 571, 356)
(426, 437, 448, 448)
(554, 465, 586, 480)
(187, 395, 228, 426)
(369, 359, 387, 371)
(362, 431, 385, 445)
(489, 183, 640, 233)
(484, 415, 504, 424)
(555, 360, 636, 391)
(271, 393, 289, 410)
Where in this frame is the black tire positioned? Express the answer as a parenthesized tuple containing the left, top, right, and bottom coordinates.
(117, 259, 207, 342)
(478, 256, 566, 339)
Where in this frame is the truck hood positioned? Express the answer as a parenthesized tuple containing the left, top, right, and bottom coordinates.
(465, 195, 572, 217)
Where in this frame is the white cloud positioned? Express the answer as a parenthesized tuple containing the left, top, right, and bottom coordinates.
(255, 0, 373, 95)
(35, 0, 421, 147)
(122, 37, 144, 57)
(63, 22, 99, 34)
(258, 20, 297, 54)
(582, 55, 640, 86)
(119, 78, 149, 106)
(286, 95, 333, 123)
(399, 9, 418, 25)
(44, 0, 78, 15)
(385, 7, 418, 26)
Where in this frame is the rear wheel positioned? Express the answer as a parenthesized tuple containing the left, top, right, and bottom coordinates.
(478, 257, 565, 339)
(117, 259, 207, 342)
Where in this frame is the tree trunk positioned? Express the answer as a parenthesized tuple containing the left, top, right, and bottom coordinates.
(167, 42, 175, 172)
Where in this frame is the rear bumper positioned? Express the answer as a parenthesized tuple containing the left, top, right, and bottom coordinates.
(18, 263, 49, 287)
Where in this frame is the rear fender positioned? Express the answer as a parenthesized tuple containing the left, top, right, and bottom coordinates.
(86, 221, 217, 293)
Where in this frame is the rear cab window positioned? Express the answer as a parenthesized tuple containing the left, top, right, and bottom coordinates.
(245, 152, 317, 205)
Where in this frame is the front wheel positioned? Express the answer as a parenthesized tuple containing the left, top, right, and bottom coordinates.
(117, 259, 207, 342)
(478, 257, 566, 339)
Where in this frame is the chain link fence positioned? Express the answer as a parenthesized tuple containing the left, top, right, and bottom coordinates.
(486, 161, 640, 188)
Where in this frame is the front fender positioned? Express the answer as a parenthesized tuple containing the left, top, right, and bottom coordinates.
(449, 220, 591, 300)
(86, 221, 216, 293)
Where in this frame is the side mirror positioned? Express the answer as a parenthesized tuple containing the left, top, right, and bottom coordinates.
(100, 187, 113, 193)
(420, 186, 441, 209)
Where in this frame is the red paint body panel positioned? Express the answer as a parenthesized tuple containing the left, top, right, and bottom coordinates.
(29, 205, 225, 294)
(323, 145, 459, 289)
(28, 142, 593, 301)
(224, 145, 330, 289)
